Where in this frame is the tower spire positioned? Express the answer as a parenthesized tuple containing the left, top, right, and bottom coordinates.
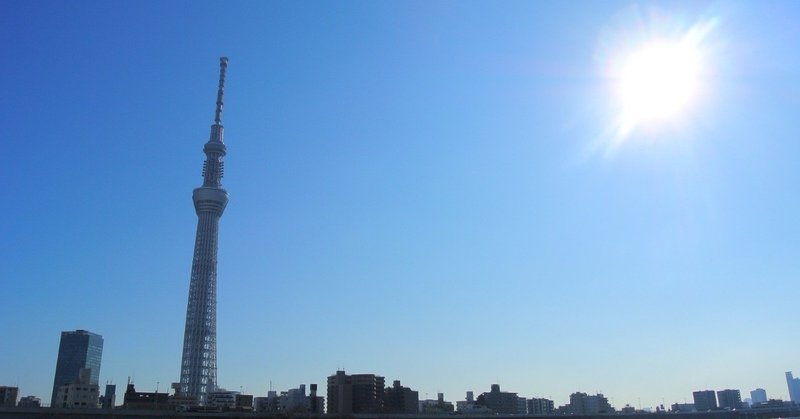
(214, 57, 229, 124)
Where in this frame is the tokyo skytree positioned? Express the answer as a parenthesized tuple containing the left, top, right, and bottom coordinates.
(179, 57, 229, 402)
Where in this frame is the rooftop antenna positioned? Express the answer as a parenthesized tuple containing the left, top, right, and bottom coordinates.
(214, 57, 229, 125)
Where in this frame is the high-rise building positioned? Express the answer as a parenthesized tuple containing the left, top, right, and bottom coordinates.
(786, 372, 800, 403)
(693, 390, 718, 411)
(178, 57, 231, 403)
(750, 388, 767, 405)
(717, 389, 742, 410)
(50, 329, 103, 407)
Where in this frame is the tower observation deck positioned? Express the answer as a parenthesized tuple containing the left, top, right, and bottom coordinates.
(179, 57, 229, 403)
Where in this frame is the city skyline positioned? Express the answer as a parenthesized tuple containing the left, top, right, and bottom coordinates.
(2, 0, 800, 409)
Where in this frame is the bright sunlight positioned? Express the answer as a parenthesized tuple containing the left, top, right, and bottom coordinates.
(598, 15, 718, 149)
(618, 40, 701, 127)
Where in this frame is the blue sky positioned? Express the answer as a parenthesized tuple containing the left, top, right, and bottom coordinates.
(1, 0, 800, 408)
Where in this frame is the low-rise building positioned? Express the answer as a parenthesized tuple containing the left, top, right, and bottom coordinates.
(54, 369, 99, 408)
(122, 383, 169, 409)
(17, 395, 41, 408)
(476, 384, 519, 414)
(671, 403, 696, 412)
(564, 392, 613, 414)
(0, 386, 18, 408)
(420, 393, 454, 414)
(207, 390, 239, 409)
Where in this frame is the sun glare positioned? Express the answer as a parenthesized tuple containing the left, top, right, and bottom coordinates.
(598, 15, 718, 148)
(618, 41, 701, 127)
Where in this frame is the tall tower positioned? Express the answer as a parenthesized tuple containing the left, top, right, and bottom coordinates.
(179, 57, 230, 403)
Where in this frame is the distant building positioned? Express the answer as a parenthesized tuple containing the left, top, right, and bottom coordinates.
(253, 385, 321, 414)
(254, 391, 281, 413)
(751, 388, 767, 405)
(420, 393, 454, 414)
(562, 392, 613, 415)
(384, 380, 419, 413)
(207, 390, 239, 409)
(670, 403, 696, 412)
(457, 391, 476, 413)
(0, 386, 18, 407)
(787, 372, 800, 403)
(327, 370, 385, 414)
(717, 389, 742, 410)
(17, 395, 41, 408)
(100, 384, 116, 409)
(279, 386, 305, 413)
(308, 384, 324, 414)
(517, 397, 528, 414)
(528, 397, 555, 414)
(122, 383, 169, 409)
(54, 368, 100, 408)
(50, 329, 103, 407)
(476, 384, 519, 414)
(235, 394, 254, 411)
(752, 399, 793, 409)
(693, 390, 718, 411)
(168, 382, 199, 407)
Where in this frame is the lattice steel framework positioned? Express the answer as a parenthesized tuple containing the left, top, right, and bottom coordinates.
(179, 57, 229, 403)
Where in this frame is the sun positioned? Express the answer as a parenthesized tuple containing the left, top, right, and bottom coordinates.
(598, 15, 718, 146)
(618, 40, 701, 127)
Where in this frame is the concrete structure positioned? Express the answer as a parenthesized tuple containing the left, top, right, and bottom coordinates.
(326, 370, 385, 414)
(308, 384, 324, 414)
(385, 380, 419, 414)
(419, 393, 454, 414)
(476, 384, 519, 414)
(252, 385, 320, 414)
(179, 57, 231, 404)
(564, 392, 613, 415)
(206, 390, 238, 409)
(50, 330, 103, 407)
(671, 403, 697, 412)
(528, 397, 555, 414)
(718, 389, 742, 410)
(694, 390, 718, 411)
(17, 395, 41, 408)
(281, 385, 308, 413)
(122, 383, 169, 410)
(787, 372, 800, 404)
(751, 389, 768, 405)
(99, 384, 116, 409)
(254, 391, 280, 413)
(516, 397, 528, 414)
(54, 368, 100, 408)
(235, 394, 253, 411)
(0, 387, 18, 408)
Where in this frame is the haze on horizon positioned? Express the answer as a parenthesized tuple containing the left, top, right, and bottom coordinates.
(2, 0, 800, 409)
